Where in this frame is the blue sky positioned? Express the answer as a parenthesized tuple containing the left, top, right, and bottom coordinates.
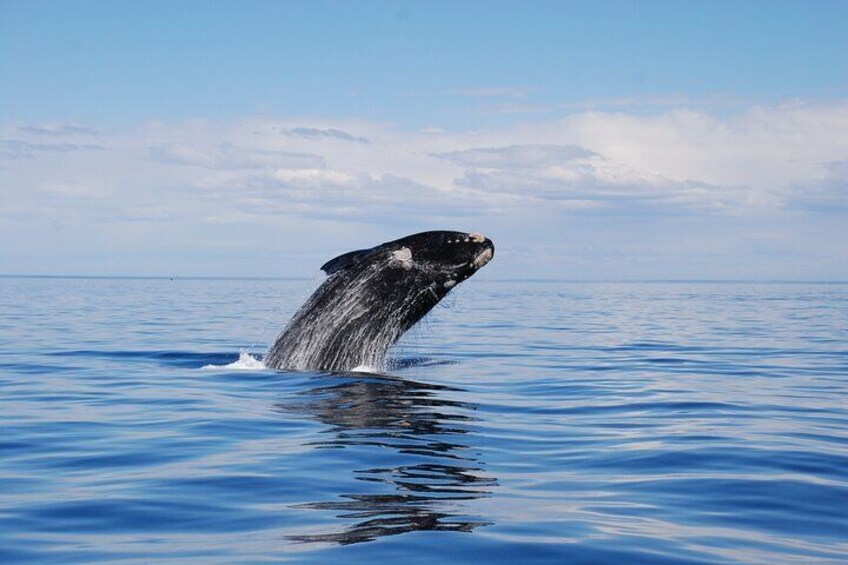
(1, 1, 847, 279)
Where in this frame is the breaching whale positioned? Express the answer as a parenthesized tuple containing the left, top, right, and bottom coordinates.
(265, 230, 495, 372)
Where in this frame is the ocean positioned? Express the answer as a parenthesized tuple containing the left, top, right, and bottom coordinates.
(1, 277, 846, 564)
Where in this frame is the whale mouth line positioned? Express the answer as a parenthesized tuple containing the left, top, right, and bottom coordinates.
(472, 247, 493, 269)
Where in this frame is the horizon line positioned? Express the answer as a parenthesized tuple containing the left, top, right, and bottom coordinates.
(1, 274, 846, 284)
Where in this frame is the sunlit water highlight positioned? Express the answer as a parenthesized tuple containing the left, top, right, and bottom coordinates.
(1, 277, 846, 564)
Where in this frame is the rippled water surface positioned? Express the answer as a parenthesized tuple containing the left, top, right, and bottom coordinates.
(1, 277, 847, 564)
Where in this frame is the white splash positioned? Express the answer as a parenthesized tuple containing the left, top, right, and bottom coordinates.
(202, 351, 266, 370)
(351, 364, 379, 373)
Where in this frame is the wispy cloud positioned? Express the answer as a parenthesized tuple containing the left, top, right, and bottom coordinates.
(433, 144, 596, 169)
(282, 127, 369, 144)
(16, 124, 100, 136)
(2, 99, 846, 277)
(4, 101, 846, 219)
(149, 143, 324, 170)
(0, 139, 106, 160)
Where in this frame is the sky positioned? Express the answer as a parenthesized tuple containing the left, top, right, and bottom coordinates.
(1, 0, 847, 279)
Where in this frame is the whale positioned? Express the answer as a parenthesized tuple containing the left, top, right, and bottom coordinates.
(265, 230, 495, 372)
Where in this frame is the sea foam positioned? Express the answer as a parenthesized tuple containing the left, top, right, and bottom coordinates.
(202, 351, 266, 370)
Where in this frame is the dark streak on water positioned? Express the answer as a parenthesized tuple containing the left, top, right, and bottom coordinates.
(1, 278, 847, 564)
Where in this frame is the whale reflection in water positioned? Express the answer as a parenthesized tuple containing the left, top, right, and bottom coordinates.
(275, 369, 496, 545)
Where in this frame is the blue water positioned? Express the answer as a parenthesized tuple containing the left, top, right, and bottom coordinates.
(1, 277, 847, 564)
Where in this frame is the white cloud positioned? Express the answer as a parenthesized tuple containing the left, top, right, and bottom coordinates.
(149, 143, 324, 170)
(433, 144, 595, 169)
(15, 124, 99, 136)
(560, 102, 848, 194)
(282, 127, 369, 144)
(1, 99, 846, 277)
(0, 139, 105, 160)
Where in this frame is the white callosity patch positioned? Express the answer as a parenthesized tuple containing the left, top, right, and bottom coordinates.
(469, 232, 486, 243)
(391, 247, 413, 269)
(473, 248, 493, 270)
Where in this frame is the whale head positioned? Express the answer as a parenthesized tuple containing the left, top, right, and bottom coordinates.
(321, 230, 495, 294)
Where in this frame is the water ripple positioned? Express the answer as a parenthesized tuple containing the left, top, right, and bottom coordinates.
(1, 279, 847, 563)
